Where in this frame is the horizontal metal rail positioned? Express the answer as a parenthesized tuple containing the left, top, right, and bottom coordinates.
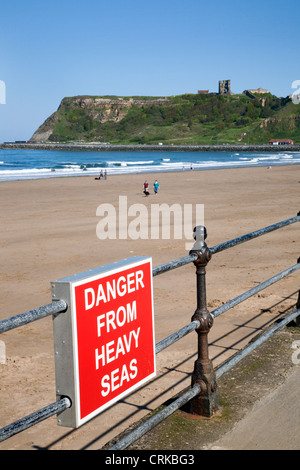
(152, 214, 300, 277)
(211, 263, 300, 319)
(210, 215, 300, 255)
(153, 264, 300, 357)
(109, 307, 300, 450)
(108, 383, 202, 450)
(0, 300, 67, 334)
(152, 253, 198, 277)
(0, 397, 71, 443)
(216, 307, 300, 378)
(155, 321, 200, 354)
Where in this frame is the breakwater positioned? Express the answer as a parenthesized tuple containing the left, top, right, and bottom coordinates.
(1, 142, 300, 152)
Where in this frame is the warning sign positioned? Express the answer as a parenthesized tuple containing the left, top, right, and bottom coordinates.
(52, 257, 155, 428)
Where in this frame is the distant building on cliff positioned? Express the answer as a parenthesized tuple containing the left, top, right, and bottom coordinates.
(269, 139, 294, 145)
(197, 90, 209, 94)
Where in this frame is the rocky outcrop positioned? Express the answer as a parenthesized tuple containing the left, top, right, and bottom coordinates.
(31, 111, 59, 141)
(31, 96, 172, 142)
(260, 114, 300, 128)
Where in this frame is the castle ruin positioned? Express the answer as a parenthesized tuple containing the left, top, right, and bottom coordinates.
(218, 80, 232, 95)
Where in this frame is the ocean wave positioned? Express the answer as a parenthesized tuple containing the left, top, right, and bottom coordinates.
(127, 160, 154, 165)
(107, 160, 154, 167)
(60, 164, 82, 169)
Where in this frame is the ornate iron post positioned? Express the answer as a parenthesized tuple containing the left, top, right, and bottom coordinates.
(189, 226, 219, 417)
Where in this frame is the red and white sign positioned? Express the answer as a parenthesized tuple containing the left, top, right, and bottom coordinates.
(71, 257, 155, 426)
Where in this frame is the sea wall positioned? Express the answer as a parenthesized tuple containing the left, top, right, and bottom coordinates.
(1, 143, 300, 152)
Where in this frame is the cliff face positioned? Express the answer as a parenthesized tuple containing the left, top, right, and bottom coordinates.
(31, 111, 59, 142)
(31, 96, 171, 142)
(30, 93, 300, 145)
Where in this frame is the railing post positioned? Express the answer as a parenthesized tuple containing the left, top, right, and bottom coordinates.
(189, 226, 219, 417)
(296, 293, 300, 327)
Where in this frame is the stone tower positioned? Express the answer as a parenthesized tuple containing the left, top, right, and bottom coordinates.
(218, 80, 231, 95)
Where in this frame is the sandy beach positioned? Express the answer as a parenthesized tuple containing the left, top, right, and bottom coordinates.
(0, 165, 300, 450)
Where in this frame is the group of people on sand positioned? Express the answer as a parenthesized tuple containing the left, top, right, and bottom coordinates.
(143, 179, 159, 196)
(95, 170, 107, 180)
(95, 171, 160, 197)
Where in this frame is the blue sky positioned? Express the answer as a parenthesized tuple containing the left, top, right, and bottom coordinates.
(0, 0, 299, 142)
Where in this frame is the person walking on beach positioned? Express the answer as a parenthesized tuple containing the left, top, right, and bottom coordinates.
(143, 180, 150, 196)
(153, 179, 159, 195)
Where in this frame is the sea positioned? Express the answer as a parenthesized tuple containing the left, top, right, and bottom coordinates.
(0, 148, 300, 182)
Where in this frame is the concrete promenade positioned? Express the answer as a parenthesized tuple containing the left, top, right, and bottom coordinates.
(208, 366, 300, 450)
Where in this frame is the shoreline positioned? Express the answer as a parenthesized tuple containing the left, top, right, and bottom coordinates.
(1, 162, 300, 184)
(1, 142, 300, 152)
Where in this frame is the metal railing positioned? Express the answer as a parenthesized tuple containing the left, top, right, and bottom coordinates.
(0, 213, 300, 447)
